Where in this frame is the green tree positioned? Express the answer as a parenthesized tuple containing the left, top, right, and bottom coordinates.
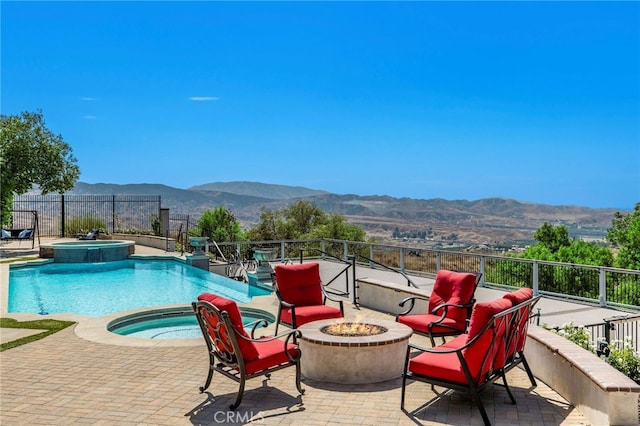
(533, 222, 571, 253)
(518, 223, 615, 297)
(523, 223, 614, 266)
(195, 206, 245, 242)
(607, 202, 640, 270)
(284, 200, 326, 236)
(0, 110, 80, 225)
(246, 208, 291, 241)
(308, 213, 367, 241)
(247, 200, 367, 242)
(554, 240, 614, 267)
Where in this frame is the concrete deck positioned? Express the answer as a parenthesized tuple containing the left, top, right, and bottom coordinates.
(0, 239, 628, 424)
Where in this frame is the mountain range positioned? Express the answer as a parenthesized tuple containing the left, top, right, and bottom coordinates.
(69, 181, 626, 247)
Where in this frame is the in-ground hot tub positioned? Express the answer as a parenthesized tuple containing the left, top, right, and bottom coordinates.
(39, 240, 135, 263)
(108, 306, 275, 339)
(298, 318, 413, 384)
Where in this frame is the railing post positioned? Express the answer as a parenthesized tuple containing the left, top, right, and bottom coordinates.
(112, 195, 116, 235)
(599, 267, 607, 307)
(479, 256, 486, 287)
(343, 241, 348, 262)
(400, 247, 406, 274)
(321, 240, 326, 260)
(281, 241, 286, 263)
(532, 261, 539, 295)
(369, 244, 374, 268)
(604, 318, 612, 343)
(299, 248, 304, 264)
(60, 194, 65, 237)
(348, 254, 358, 306)
(436, 251, 441, 272)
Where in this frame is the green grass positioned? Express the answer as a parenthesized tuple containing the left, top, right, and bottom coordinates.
(0, 318, 75, 351)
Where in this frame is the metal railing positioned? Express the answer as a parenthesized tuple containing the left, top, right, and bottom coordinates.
(208, 238, 640, 311)
(584, 314, 640, 353)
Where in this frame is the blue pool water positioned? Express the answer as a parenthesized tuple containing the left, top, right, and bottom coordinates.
(8, 259, 271, 317)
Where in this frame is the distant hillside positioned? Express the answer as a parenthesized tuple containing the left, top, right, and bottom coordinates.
(188, 181, 329, 199)
(69, 181, 628, 246)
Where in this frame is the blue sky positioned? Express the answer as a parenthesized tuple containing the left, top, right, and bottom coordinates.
(2, 1, 638, 210)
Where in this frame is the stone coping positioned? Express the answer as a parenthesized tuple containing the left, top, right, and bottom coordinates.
(528, 326, 640, 393)
(298, 318, 412, 347)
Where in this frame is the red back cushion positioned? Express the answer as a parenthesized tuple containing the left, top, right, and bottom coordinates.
(503, 288, 534, 355)
(197, 293, 259, 361)
(463, 298, 512, 379)
(428, 270, 478, 328)
(274, 263, 323, 306)
(503, 287, 533, 306)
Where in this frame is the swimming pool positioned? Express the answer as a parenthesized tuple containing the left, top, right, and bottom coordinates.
(7, 259, 271, 317)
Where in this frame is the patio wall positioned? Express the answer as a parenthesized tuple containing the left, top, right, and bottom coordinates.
(111, 233, 175, 252)
(525, 327, 640, 426)
(356, 277, 429, 315)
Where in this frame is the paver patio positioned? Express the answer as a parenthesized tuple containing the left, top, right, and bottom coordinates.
(1, 302, 592, 425)
(0, 241, 594, 424)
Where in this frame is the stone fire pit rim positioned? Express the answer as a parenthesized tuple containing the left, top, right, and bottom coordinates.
(298, 318, 412, 347)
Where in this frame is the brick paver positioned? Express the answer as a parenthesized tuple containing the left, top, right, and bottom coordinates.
(1, 309, 591, 425)
(0, 241, 593, 425)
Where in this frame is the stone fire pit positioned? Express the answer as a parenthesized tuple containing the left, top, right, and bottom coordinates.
(298, 318, 413, 384)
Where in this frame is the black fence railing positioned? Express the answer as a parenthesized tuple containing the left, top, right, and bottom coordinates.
(10, 194, 161, 237)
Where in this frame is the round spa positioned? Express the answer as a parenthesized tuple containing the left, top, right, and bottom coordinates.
(39, 240, 135, 263)
(297, 318, 413, 384)
(108, 306, 275, 339)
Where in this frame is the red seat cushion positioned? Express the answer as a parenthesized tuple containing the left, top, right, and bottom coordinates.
(503, 288, 533, 306)
(244, 338, 300, 375)
(397, 314, 461, 335)
(409, 349, 469, 385)
(197, 293, 260, 361)
(280, 305, 343, 327)
(428, 270, 478, 330)
(274, 263, 323, 306)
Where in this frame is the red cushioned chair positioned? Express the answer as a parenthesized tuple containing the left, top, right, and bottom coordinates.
(192, 293, 304, 410)
(272, 262, 344, 334)
(396, 270, 481, 346)
(400, 294, 541, 426)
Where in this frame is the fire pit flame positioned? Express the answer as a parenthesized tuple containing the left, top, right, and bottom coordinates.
(321, 322, 388, 337)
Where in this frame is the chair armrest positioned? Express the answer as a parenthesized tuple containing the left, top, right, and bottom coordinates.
(397, 295, 430, 316)
(278, 299, 295, 309)
(235, 328, 302, 362)
(245, 319, 269, 339)
(408, 341, 461, 355)
(428, 302, 474, 333)
(321, 286, 345, 304)
(430, 302, 471, 316)
(320, 287, 345, 315)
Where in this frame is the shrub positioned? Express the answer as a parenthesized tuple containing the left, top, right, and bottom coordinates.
(64, 215, 106, 235)
(545, 322, 640, 384)
(607, 337, 640, 384)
